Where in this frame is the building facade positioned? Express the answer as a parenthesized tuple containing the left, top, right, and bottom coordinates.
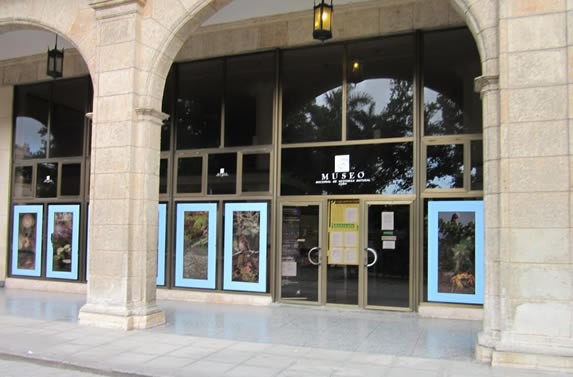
(0, 0, 572, 371)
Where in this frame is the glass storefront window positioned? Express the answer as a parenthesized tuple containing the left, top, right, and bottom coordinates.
(225, 53, 274, 146)
(159, 158, 168, 194)
(60, 163, 81, 196)
(471, 140, 483, 191)
(13, 166, 33, 198)
(242, 153, 270, 193)
(423, 29, 482, 136)
(176, 60, 223, 149)
(14, 84, 50, 160)
(161, 68, 174, 152)
(177, 157, 202, 193)
(208, 153, 237, 195)
(426, 144, 464, 189)
(281, 143, 413, 195)
(346, 36, 414, 140)
(50, 79, 87, 157)
(36, 162, 58, 198)
(281, 45, 344, 143)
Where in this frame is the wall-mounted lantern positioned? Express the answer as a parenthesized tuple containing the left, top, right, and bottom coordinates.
(46, 34, 64, 79)
(313, 0, 333, 42)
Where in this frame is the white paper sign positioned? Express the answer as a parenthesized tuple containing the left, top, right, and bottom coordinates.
(381, 212, 394, 230)
(330, 248, 344, 264)
(282, 260, 297, 276)
(382, 240, 396, 250)
(330, 232, 344, 247)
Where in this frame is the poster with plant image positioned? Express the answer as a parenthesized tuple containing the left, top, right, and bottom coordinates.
(175, 203, 217, 289)
(47, 204, 80, 280)
(232, 210, 260, 283)
(11, 205, 43, 277)
(428, 201, 483, 304)
(224, 202, 268, 292)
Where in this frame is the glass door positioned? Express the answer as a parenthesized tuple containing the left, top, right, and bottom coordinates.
(364, 203, 411, 309)
(326, 199, 360, 305)
(280, 203, 322, 303)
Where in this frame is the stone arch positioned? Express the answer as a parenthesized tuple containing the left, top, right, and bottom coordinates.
(144, 0, 498, 111)
(141, 0, 231, 111)
(0, 1, 97, 85)
(449, 0, 499, 76)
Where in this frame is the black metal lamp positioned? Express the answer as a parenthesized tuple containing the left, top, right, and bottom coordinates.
(47, 34, 64, 79)
(313, 0, 333, 42)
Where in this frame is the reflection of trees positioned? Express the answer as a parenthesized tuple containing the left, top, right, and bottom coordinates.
(282, 88, 341, 143)
(425, 92, 465, 189)
(280, 77, 474, 195)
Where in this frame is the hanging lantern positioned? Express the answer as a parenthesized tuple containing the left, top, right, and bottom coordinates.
(47, 34, 64, 79)
(313, 0, 333, 42)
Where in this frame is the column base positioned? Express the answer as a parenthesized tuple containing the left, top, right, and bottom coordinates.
(477, 330, 573, 372)
(79, 303, 165, 330)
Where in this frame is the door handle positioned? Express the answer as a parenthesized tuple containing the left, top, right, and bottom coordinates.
(307, 247, 321, 266)
(365, 247, 378, 268)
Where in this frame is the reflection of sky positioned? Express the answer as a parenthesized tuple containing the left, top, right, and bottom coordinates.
(15, 117, 46, 154)
(351, 78, 392, 114)
(314, 79, 393, 114)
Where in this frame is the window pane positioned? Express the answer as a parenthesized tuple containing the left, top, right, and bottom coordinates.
(281, 143, 413, 195)
(60, 163, 81, 196)
(177, 157, 202, 193)
(14, 84, 50, 159)
(225, 53, 275, 146)
(423, 29, 482, 136)
(159, 158, 168, 194)
(14, 166, 33, 197)
(176, 60, 222, 149)
(50, 78, 88, 157)
(208, 153, 236, 195)
(242, 154, 270, 192)
(161, 68, 175, 152)
(426, 144, 464, 189)
(347, 36, 414, 140)
(471, 140, 483, 191)
(282, 46, 343, 143)
(36, 162, 58, 198)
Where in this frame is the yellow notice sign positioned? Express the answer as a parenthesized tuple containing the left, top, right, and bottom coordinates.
(328, 201, 360, 265)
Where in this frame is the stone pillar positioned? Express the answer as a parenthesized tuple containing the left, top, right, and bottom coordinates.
(0, 86, 13, 286)
(79, 0, 166, 330)
(477, 0, 573, 370)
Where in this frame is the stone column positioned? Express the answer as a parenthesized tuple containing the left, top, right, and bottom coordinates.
(0, 86, 13, 286)
(475, 74, 501, 361)
(478, 1, 573, 370)
(79, 0, 166, 330)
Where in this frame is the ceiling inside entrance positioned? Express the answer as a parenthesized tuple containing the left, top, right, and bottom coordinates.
(0, 0, 371, 60)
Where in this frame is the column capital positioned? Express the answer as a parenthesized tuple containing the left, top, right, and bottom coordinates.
(135, 107, 169, 125)
(474, 74, 499, 99)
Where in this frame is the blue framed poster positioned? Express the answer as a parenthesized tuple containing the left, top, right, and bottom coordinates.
(46, 204, 80, 280)
(175, 203, 217, 289)
(428, 200, 484, 304)
(223, 202, 268, 293)
(11, 205, 43, 277)
(156, 203, 167, 286)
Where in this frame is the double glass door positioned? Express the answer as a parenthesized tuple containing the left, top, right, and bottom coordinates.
(280, 199, 411, 309)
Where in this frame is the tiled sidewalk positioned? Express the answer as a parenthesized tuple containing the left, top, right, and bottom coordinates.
(0, 288, 570, 377)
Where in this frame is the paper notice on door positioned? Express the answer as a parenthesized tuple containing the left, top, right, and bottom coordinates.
(329, 248, 344, 264)
(382, 240, 396, 250)
(344, 231, 358, 247)
(344, 248, 359, 264)
(345, 207, 358, 223)
(282, 259, 297, 277)
(381, 211, 394, 230)
(330, 231, 344, 247)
